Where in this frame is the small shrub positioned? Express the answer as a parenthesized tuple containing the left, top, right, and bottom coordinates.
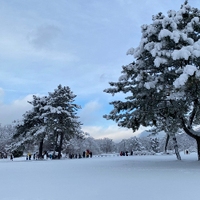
(12, 150, 23, 158)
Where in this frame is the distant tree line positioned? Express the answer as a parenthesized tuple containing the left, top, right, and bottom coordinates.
(0, 122, 196, 158)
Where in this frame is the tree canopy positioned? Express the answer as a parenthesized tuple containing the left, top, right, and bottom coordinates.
(10, 85, 84, 159)
(104, 1, 200, 160)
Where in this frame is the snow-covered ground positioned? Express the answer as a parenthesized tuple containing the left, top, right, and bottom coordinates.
(1, 152, 200, 200)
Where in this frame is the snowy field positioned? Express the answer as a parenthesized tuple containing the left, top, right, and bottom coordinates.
(1, 152, 200, 200)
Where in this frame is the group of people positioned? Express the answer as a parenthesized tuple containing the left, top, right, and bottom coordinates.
(68, 153, 82, 159)
(83, 149, 92, 158)
(8, 150, 94, 161)
(26, 152, 39, 160)
(26, 151, 51, 160)
(26, 152, 33, 160)
(120, 150, 133, 156)
(68, 149, 92, 159)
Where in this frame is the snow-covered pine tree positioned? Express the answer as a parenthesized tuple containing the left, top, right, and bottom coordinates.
(138, 136, 152, 152)
(104, 1, 200, 160)
(10, 85, 84, 159)
(11, 95, 48, 158)
(44, 84, 83, 159)
(129, 137, 144, 152)
(150, 137, 160, 153)
(0, 124, 15, 156)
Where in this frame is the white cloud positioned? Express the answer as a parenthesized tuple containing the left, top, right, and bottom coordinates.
(81, 100, 101, 112)
(0, 95, 33, 125)
(82, 124, 147, 142)
(79, 100, 102, 125)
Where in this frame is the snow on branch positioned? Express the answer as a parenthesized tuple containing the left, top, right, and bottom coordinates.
(173, 65, 197, 88)
(126, 48, 135, 55)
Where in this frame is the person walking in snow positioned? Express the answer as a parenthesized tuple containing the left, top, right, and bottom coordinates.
(130, 150, 133, 156)
(82, 151, 85, 158)
(86, 149, 90, 158)
(10, 154, 13, 161)
(28, 152, 31, 160)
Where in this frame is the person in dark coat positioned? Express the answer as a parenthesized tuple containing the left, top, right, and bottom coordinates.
(69, 154, 73, 159)
(130, 150, 133, 156)
(28, 153, 31, 160)
(83, 151, 85, 158)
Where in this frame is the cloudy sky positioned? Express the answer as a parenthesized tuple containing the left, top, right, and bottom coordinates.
(0, 0, 199, 141)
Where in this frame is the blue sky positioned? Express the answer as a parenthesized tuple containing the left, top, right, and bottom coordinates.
(0, 0, 199, 141)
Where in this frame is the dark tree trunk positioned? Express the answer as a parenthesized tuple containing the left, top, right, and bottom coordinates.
(182, 119, 200, 160)
(164, 133, 181, 160)
(196, 138, 200, 161)
(58, 132, 64, 159)
(164, 134, 170, 153)
(172, 135, 181, 160)
(53, 132, 59, 158)
(183, 129, 200, 160)
(38, 139, 44, 159)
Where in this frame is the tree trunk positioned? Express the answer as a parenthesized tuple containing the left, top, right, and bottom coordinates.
(172, 135, 181, 160)
(183, 131, 200, 160)
(38, 139, 44, 159)
(182, 120, 200, 160)
(164, 133, 181, 160)
(196, 138, 200, 161)
(164, 134, 169, 153)
(58, 132, 64, 159)
(53, 132, 59, 158)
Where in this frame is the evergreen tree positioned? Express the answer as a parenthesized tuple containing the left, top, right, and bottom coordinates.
(129, 137, 144, 152)
(11, 95, 48, 158)
(0, 124, 15, 156)
(10, 85, 83, 159)
(104, 1, 200, 160)
(44, 85, 83, 159)
(150, 138, 160, 153)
